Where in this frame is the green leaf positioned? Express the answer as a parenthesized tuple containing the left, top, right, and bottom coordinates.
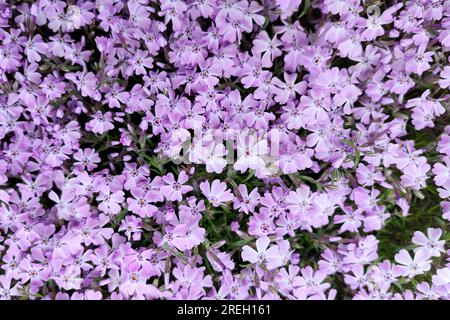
(299, 0, 310, 18)
(230, 237, 255, 247)
(242, 169, 255, 183)
(163, 243, 189, 265)
(353, 147, 360, 169)
(113, 208, 128, 227)
(262, 16, 270, 30)
(341, 139, 355, 147)
(341, 139, 360, 169)
(297, 175, 324, 191)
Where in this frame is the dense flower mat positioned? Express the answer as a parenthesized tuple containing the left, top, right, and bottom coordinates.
(0, 0, 450, 300)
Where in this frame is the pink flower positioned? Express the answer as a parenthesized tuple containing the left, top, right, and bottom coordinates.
(218, 17, 252, 44)
(234, 133, 268, 173)
(97, 190, 125, 215)
(66, 72, 101, 100)
(233, 184, 260, 214)
(161, 171, 193, 202)
(405, 44, 433, 76)
(394, 249, 431, 278)
(293, 266, 330, 297)
(199, 179, 234, 207)
(412, 228, 445, 257)
(333, 206, 363, 233)
(401, 162, 431, 190)
(439, 66, 450, 89)
(241, 236, 284, 270)
(286, 185, 315, 215)
(73, 148, 101, 171)
(119, 264, 160, 299)
(127, 188, 158, 218)
(432, 268, 450, 286)
(128, 50, 153, 76)
(272, 72, 307, 104)
(87, 111, 115, 134)
(252, 31, 282, 63)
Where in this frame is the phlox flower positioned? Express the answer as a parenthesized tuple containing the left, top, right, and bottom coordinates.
(371, 260, 404, 285)
(439, 66, 450, 89)
(86, 111, 115, 134)
(97, 190, 125, 215)
(394, 249, 431, 278)
(404, 44, 433, 76)
(127, 188, 158, 218)
(432, 268, 450, 286)
(199, 179, 234, 207)
(412, 228, 445, 257)
(293, 266, 330, 298)
(241, 236, 284, 270)
(233, 184, 260, 214)
(73, 148, 101, 171)
(119, 264, 160, 299)
(333, 206, 363, 233)
(248, 211, 276, 237)
(160, 171, 193, 202)
(0, 275, 20, 300)
(401, 162, 431, 190)
(252, 31, 282, 63)
(234, 133, 268, 173)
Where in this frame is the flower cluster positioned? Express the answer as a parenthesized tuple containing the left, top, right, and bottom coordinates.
(0, 0, 449, 300)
